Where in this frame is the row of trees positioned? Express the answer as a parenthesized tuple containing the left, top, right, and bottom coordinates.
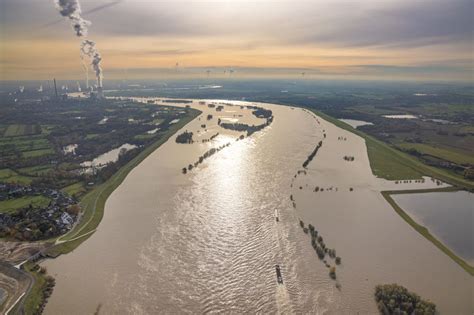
(182, 142, 232, 174)
(302, 141, 323, 168)
(252, 108, 273, 119)
(218, 106, 273, 136)
(299, 220, 342, 283)
(220, 115, 274, 136)
(201, 132, 219, 143)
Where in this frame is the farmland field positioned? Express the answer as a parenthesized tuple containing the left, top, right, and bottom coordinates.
(3, 124, 41, 137)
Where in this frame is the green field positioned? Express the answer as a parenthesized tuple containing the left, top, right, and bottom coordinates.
(0, 168, 17, 179)
(85, 133, 99, 139)
(134, 134, 156, 140)
(3, 124, 41, 137)
(0, 169, 34, 185)
(61, 182, 86, 197)
(0, 136, 50, 150)
(397, 142, 474, 165)
(22, 148, 55, 158)
(0, 135, 53, 158)
(0, 196, 50, 214)
(18, 165, 53, 176)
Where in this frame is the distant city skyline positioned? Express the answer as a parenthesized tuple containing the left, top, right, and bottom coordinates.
(1, 0, 472, 81)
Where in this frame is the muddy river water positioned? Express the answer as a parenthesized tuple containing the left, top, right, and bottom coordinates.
(44, 99, 472, 314)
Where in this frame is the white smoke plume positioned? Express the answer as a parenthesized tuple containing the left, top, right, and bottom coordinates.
(77, 81, 82, 92)
(55, 0, 103, 88)
(80, 54, 90, 88)
(81, 40, 103, 87)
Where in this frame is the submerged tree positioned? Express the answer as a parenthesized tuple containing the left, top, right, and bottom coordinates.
(374, 284, 436, 315)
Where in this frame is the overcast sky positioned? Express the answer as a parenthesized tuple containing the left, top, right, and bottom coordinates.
(1, 0, 472, 81)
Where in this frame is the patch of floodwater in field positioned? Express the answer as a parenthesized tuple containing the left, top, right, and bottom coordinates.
(423, 118, 456, 125)
(62, 144, 78, 155)
(392, 191, 474, 264)
(383, 114, 418, 119)
(338, 119, 373, 128)
(198, 85, 223, 89)
(44, 99, 473, 315)
(220, 117, 239, 123)
(81, 143, 138, 169)
(98, 117, 109, 124)
(147, 128, 160, 134)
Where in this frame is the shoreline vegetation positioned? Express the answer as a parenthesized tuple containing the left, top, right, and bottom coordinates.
(219, 116, 273, 136)
(298, 220, 342, 288)
(302, 108, 473, 275)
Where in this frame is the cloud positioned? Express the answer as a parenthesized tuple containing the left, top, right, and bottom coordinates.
(56, 0, 473, 49)
(104, 48, 201, 56)
(291, 0, 473, 48)
(3, 0, 472, 49)
(1, 0, 472, 81)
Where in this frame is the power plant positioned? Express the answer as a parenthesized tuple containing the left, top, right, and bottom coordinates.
(52, 78, 104, 101)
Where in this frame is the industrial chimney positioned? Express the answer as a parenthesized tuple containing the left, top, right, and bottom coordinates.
(97, 86, 104, 99)
(53, 78, 59, 99)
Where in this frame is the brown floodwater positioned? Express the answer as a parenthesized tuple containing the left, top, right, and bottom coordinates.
(43, 100, 473, 314)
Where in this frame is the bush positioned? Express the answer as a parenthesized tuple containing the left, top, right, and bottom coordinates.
(374, 284, 436, 315)
(176, 130, 194, 144)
